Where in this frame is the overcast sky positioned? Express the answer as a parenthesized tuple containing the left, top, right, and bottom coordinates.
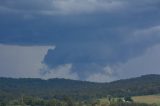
(0, 0, 160, 82)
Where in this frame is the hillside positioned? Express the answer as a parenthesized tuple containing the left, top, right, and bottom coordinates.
(106, 74, 160, 96)
(0, 74, 160, 101)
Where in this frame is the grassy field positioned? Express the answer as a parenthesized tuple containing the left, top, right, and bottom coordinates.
(132, 95, 160, 105)
(99, 98, 110, 105)
(99, 95, 160, 105)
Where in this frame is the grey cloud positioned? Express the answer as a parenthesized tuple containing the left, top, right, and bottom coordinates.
(1, 0, 160, 81)
(0, 0, 54, 12)
(0, 0, 124, 14)
(1, 0, 160, 15)
(42, 25, 160, 79)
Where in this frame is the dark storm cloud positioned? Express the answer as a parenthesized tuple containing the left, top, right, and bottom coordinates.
(0, 0, 160, 80)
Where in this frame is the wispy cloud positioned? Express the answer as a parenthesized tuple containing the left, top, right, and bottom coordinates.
(40, 64, 79, 80)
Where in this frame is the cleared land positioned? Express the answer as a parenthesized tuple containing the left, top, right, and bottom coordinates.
(132, 95, 160, 105)
(99, 95, 160, 105)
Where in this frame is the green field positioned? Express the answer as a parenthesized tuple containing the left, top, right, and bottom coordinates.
(133, 95, 160, 105)
(98, 95, 160, 106)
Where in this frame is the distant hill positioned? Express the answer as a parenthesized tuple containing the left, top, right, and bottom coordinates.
(0, 74, 160, 101)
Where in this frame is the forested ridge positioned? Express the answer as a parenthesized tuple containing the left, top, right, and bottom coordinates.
(0, 74, 160, 102)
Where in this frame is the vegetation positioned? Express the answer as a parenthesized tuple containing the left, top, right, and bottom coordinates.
(0, 96, 158, 106)
(133, 95, 160, 105)
(0, 74, 160, 106)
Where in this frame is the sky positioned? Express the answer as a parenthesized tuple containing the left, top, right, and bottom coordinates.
(0, 0, 160, 82)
